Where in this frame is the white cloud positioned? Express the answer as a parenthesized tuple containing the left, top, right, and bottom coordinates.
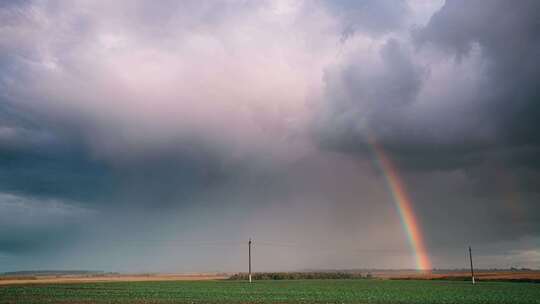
(1, 0, 443, 164)
(0, 1, 339, 164)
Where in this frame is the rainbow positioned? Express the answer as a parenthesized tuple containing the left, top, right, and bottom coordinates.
(367, 135, 432, 271)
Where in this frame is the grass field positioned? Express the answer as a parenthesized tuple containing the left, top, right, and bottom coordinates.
(1, 279, 540, 304)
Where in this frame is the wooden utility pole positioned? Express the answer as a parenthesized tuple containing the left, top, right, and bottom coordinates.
(248, 238, 252, 283)
(469, 246, 475, 285)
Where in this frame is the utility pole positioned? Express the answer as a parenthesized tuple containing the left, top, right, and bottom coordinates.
(248, 238, 252, 283)
(469, 246, 475, 285)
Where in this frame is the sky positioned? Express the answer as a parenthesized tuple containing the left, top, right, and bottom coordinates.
(0, 0, 539, 273)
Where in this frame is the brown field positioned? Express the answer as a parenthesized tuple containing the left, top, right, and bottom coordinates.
(0, 273, 229, 285)
(372, 270, 540, 282)
(1, 270, 539, 286)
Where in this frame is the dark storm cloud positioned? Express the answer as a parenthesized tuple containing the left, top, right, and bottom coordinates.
(0, 98, 248, 209)
(318, 0, 540, 171)
(409, 0, 540, 180)
(0, 101, 113, 255)
(0, 102, 116, 202)
(414, 0, 540, 146)
(0, 99, 249, 255)
(317, 38, 425, 153)
(314, 0, 540, 254)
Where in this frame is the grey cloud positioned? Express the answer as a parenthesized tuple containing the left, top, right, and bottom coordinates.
(414, 0, 540, 146)
(0, 101, 247, 211)
(0, 192, 94, 254)
(313, 0, 540, 256)
(318, 0, 540, 171)
(0, 102, 116, 203)
(317, 38, 425, 153)
(322, 0, 409, 39)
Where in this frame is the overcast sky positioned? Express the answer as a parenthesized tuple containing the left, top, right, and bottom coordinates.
(1, 0, 539, 273)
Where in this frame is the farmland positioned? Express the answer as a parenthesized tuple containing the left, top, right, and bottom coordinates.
(1, 279, 539, 304)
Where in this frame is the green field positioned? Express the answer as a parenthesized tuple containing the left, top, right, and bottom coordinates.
(1, 279, 539, 304)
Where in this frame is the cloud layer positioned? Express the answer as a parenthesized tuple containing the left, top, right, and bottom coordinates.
(1, 0, 539, 271)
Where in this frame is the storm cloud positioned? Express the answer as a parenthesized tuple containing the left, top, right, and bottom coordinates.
(0, 0, 539, 272)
